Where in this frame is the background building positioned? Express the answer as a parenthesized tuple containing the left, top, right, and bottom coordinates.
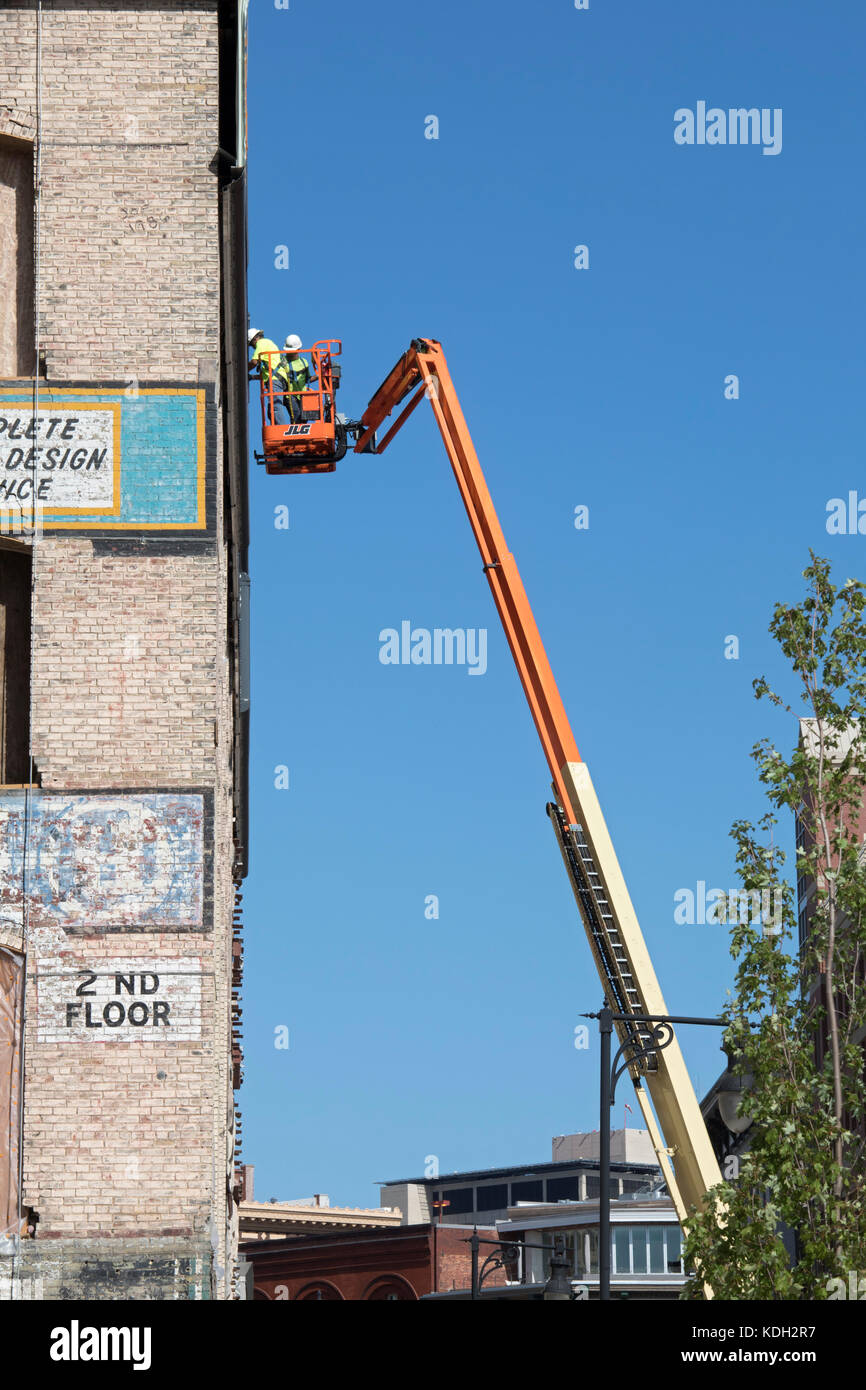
(236, 1168, 402, 1241)
(244, 1223, 508, 1301)
(380, 1130, 663, 1228)
(497, 1190, 685, 1300)
(0, 0, 250, 1300)
(796, 720, 866, 1106)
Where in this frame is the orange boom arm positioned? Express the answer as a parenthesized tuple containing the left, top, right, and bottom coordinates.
(355, 339, 581, 821)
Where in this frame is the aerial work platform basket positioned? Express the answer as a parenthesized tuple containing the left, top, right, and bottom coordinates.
(257, 339, 346, 474)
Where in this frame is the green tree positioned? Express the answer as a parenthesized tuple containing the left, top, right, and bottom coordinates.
(683, 554, 866, 1299)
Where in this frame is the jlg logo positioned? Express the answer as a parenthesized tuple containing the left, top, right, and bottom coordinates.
(283, 424, 311, 436)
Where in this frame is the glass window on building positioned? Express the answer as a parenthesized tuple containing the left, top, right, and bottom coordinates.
(666, 1224, 682, 1273)
(438, 1186, 474, 1216)
(552, 1223, 683, 1279)
(474, 1183, 508, 1213)
(511, 1180, 543, 1204)
(547, 1175, 581, 1203)
(613, 1226, 631, 1273)
(576, 1227, 598, 1277)
(795, 811, 807, 892)
(798, 905, 810, 954)
(632, 1226, 648, 1273)
(611, 1224, 682, 1275)
(648, 1224, 666, 1273)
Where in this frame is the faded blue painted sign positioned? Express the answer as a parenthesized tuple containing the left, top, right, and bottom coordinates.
(0, 792, 207, 933)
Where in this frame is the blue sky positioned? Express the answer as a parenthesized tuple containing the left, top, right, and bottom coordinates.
(241, 0, 866, 1206)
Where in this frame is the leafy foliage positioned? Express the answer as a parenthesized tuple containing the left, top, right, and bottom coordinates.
(683, 555, 866, 1299)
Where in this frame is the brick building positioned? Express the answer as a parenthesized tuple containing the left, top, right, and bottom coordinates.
(244, 1224, 508, 1302)
(0, 1, 250, 1300)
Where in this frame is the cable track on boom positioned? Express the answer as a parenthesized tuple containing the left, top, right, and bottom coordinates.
(547, 801, 656, 1075)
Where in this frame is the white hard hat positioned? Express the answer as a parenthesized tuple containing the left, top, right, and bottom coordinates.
(283, 334, 303, 351)
(248, 327, 262, 343)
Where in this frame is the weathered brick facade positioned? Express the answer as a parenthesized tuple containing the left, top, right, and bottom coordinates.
(31, 543, 223, 784)
(245, 1225, 509, 1301)
(0, 2, 221, 382)
(0, 1, 248, 1301)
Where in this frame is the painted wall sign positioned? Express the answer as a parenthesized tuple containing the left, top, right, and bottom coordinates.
(0, 407, 119, 511)
(36, 958, 202, 1042)
(0, 790, 211, 934)
(0, 383, 211, 532)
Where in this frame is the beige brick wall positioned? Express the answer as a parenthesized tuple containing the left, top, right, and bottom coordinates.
(0, 0, 220, 382)
(21, 937, 216, 1236)
(1, 2, 238, 1299)
(31, 541, 224, 786)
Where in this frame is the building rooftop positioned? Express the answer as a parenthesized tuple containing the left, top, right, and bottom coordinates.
(799, 718, 864, 762)
(498, 1195, 677, 1229)
(380, 1156, 659, 1187)
(239, 1200, 402, 1240)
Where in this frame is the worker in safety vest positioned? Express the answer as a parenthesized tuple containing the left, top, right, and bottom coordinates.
(281, 334, 318, 423)
(248, 328, 290, 425)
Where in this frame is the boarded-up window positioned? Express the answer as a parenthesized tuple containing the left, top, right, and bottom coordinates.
(0, 947, 24, 1241)
(0, 548, 31, 783)
(0, 139, 35, 378)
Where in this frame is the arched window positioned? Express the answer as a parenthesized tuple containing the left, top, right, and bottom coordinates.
(294, 1281, 344, 1301)
(363, 1275, 418, 1301)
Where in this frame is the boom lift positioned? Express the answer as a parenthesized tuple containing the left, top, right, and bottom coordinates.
(258, 336, 723, 1222)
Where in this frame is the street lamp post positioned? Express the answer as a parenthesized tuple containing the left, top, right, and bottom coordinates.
(584, 1006, 725, 1301)
(467, 1230, 527, 1298)
(465, 1230, 572, 1300)
(599, 1007, 612, 1301)
(470, 1226, 479, 1301)
(543, 1234, 574, 1301)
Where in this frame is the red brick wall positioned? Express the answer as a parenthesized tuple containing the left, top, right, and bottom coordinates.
(245, 1224, 505, 1301)
(435, 1224, 508, 1292)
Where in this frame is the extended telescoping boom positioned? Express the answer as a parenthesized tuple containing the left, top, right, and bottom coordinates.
(260, 337, 723, 1221)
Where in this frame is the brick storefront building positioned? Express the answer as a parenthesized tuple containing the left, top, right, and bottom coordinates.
(244, 1224, 508, 1301)
(0, 1, 250, 1300)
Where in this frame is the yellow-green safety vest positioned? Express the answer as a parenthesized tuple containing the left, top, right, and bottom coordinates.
(251, 338, 287, 384)
(283, 355, 315, 394)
